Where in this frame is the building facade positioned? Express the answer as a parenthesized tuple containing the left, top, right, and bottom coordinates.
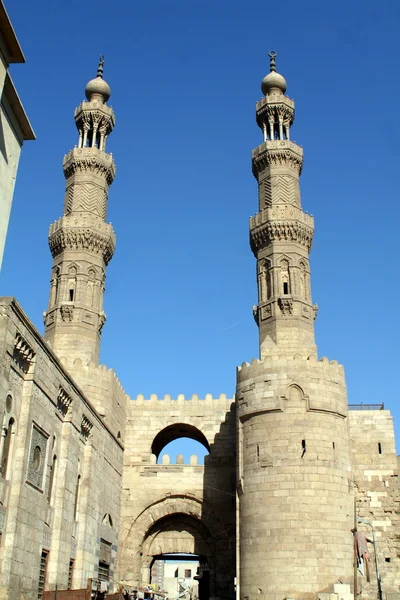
(0, 40, 398, 600)
(0, 0, 35, 270)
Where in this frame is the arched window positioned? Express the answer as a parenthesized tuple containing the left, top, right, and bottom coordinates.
(1, 417, 14, 479)
(152, 423, 210, 465)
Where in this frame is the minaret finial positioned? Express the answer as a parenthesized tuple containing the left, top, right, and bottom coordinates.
(97, 54, 105, 79)
(268, 50, 277, 72)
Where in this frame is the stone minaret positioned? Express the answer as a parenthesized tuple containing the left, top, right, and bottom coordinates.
(43, 57, 116, 367)
(237, 53, 354, 599)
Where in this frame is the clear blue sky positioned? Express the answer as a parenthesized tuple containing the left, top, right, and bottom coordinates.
(2, 0, 400, 457)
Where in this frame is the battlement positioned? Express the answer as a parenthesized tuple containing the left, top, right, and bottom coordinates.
(130, 393, 234, 407)
(72, 359, 128, 398)
(149, 454, 203, 466)
(237, 353, 345, 384)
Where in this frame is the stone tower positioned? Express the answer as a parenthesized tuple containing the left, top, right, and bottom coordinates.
(237, 53, 354, 599)
(43, 57, 116, 366)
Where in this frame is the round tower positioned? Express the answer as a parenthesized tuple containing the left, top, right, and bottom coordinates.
(237, 53, 354, 600)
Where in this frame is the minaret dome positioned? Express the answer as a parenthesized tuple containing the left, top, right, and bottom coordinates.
(261, 50, 287, 96)
(85, 55, 111, 103)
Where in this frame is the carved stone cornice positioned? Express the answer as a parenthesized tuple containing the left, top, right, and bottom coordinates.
(256, 96, 295, 128)
(252, 140, 303, 177)
(250, 218, 314, 254)
(250, 205, 314, 254)
(63, 148, 116, 185)
(48, 216, 115, 264)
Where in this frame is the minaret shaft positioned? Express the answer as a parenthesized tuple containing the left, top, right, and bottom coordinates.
(251, 84, 317, 359)
(43, 60, 115, 366)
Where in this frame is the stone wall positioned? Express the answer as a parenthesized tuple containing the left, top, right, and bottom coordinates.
(0, 298, 124, 600)
(118, 394, 236, 600)
(349, 408, 400, 600)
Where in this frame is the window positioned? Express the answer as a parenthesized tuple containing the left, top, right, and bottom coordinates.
(68, 559, 74, 589)
(38, 550, 49, 599)
(69, 288, 74, 302)
(47, 455, 57, 504)
(378, 442, 382, 454)
(1, 418, 14, 479)
(174, 568, 178, 578)
(185, 569, 192, 578)
(283, 281, 289, 295)
(98, 561, 110, 582)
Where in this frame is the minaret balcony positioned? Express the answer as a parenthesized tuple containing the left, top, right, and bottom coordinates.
(48, 215, 116, 264)
(249, 205, 314, 254)
(252, 140, 303, 177)
(63, 147, 116, 185)
(255, 94, 295, 128)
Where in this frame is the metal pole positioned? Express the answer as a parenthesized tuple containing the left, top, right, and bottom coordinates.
(53, 584, 57, 600)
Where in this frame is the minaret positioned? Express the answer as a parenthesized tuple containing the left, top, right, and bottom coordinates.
(43, 57, 116, 366)
(237, 54, 354, 599)
(251, 51, 317, 359)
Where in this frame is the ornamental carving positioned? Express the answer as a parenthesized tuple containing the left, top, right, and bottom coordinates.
(98, 312, 106, 334)
(278, 297, 293, 315)
(57, 387, 72, 417)
(81, 415, 93, 441)
(250, 219, 314, 254)
(60, 305, 74, 322)
(252, 147, 303, 176)
(13, 334, 35, 374)
(63, 155, 115, 186)
(312, 304, 319, 321)
(49, 227, 115, 265)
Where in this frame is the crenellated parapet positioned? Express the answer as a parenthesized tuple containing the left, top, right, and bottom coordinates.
(237, 353, 347, 421)
(131, 392, 233, 408)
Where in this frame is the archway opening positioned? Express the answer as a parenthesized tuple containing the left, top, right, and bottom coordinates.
(151, 424, 210, 465)
(150, 553, 209, 600)
(142, 513, 213, 600)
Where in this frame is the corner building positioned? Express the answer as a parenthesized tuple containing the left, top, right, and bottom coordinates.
(0, 44, 399, 600)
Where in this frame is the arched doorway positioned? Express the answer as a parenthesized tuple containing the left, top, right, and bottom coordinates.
(150, 553, 209, 600)
(119, 495, 233, 600)
(141, 513, 215, 600)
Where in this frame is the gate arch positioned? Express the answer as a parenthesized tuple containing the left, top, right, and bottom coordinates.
(118, 494, 231, 598)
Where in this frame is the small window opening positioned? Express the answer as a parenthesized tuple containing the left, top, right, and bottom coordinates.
(378, 442, 382, 454)
(332, 442, 335, 449)
(69, 288, 74, 302)
(385, 557, 391, 563)
(283, 282, 289, 295)
(185, 569, 191, 578)
(257, 444, 260, 460)
(174, 568, 178, 578)
(301, 439, 306, 450)
(68, 559, 74, 589)
(38, 549, 49, 599)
